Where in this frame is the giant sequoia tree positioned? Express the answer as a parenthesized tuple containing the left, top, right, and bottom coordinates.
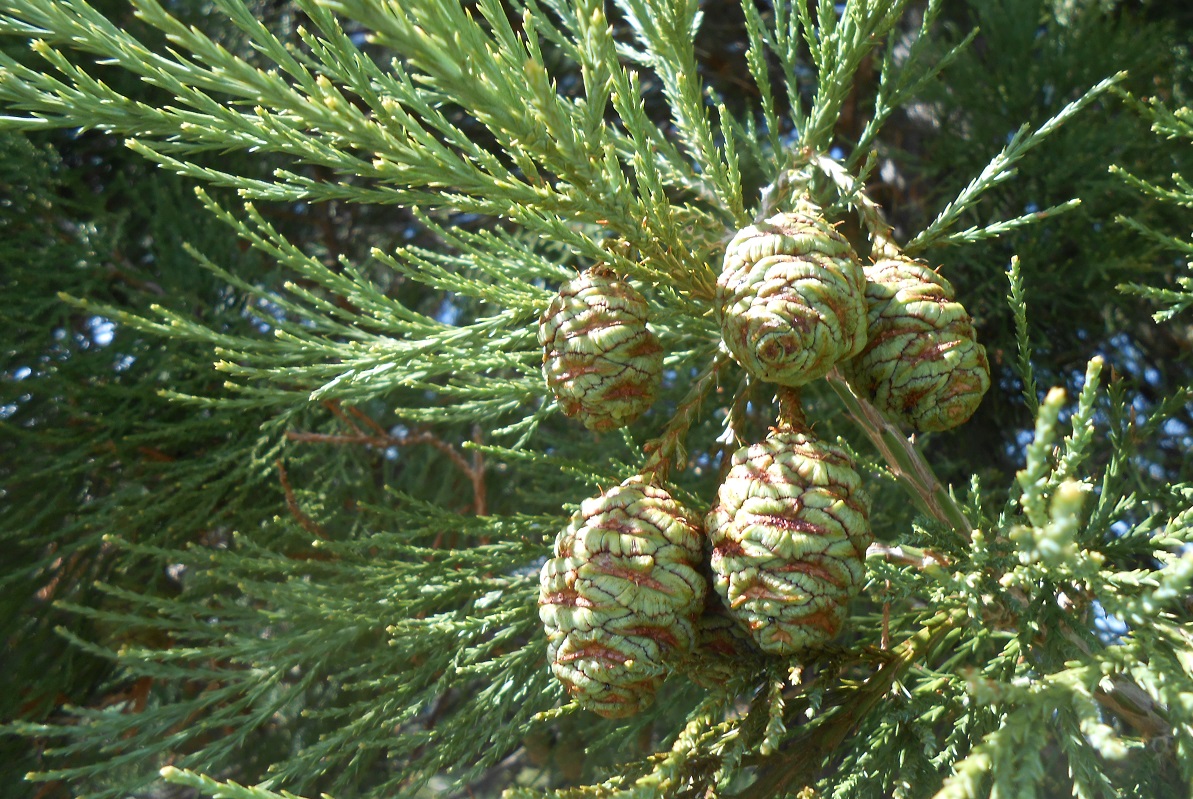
(1, 1, 1192, 797)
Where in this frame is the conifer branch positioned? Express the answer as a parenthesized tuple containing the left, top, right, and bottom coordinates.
(2, 2, 1191, 797)
(740, 608, 968, 798)
(285, 415, 487, 516)
(826, 368, 973, 539)
(799, 0, 915, 151)
(905, 72, 1126, 254)
(846, 0, 975, 168)
(1005, 255, 1040, 415)
(740, 0, 782, 163)
(613, 0, 745, 222)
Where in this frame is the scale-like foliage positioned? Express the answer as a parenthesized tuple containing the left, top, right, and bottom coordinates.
(0, 1, 1191, 798)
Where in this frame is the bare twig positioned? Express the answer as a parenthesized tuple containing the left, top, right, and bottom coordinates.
(826, 368, 973, 540)
(345, 402, 391, 438)
(470, 424, 487, 517)
(866, 542, 951, 571)
(323, 398, 364, 433)
(288, 404, 487, 516)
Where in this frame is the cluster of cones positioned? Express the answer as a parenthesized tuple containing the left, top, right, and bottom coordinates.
(536, 199, 989, 716)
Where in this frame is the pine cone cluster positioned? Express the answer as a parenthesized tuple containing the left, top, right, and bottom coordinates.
(536, 197, 990, 715)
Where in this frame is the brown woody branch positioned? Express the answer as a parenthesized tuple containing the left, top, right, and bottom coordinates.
(287, 401, 487, 516)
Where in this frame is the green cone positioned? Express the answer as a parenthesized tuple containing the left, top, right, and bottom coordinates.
(843, 257, 990, 432)
(679, 594, 763, 689)
(717, 204, 867, 386)
(539, 477, 706, 717)
(707, 430, 871, 655)
(539, 269, 662, 431)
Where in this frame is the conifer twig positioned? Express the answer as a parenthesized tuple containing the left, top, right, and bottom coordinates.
(826, 368, 973, 539)
(1006, 256, 1040, 415)
(811, 152, 898, 257)
(286, 402, 487, 514)
(642, 350, 729, 481)
(716, 371, 756, 459)
(739, 608, 967, 798)
(904, 72, 1126, 253)
(275, 458, 327, 540)
(160, 767, 298, 799)
(866, 542, 950, 572)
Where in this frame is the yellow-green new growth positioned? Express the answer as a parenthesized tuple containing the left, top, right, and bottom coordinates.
(707, 430, 871, 655)
(539, 269, 663, 431)
(843, 257, 990, 432)
(539, 477, 706, 717)
(717, 203, 867, 386)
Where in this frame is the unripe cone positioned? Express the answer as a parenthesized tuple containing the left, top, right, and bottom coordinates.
(539, 477, 705, 717)
(843, 258, 990, 432)
(680, 595, 763, 689)
(540, 269, 662, 431)
(717, 205, 867, 386)
(707, 430, 871, 655)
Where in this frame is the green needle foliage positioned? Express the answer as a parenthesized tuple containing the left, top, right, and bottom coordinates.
(0, 1, 1190, 798)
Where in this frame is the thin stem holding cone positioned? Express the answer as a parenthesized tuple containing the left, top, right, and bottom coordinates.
(826, 368, 973, 540)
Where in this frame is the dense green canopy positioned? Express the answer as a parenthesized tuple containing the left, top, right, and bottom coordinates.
(1, 1, 1191, 797)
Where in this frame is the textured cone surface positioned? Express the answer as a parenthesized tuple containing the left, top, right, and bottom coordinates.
(680, 594, 763, 689)
(540, 270, 662, 431)
(843, 258, 990, 432)
(717, 206, 867, 386)
(539, 478, 706, 717)
(707, 431, 871, 655)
